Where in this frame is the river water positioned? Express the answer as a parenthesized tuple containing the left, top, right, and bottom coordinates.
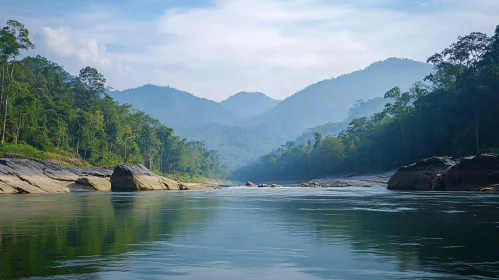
(0, 187, 498, 280)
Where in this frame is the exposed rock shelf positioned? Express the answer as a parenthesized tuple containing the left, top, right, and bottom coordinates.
(0, 155, 219, 194)
(388, 154, 499, 191)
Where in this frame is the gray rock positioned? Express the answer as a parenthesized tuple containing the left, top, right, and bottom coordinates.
(110, 164, 180, 191)
(387, 156, 457, 190)
(76, 176, 111, 191)
(438, 154, 499, 191)
(0, 158, 75, 194)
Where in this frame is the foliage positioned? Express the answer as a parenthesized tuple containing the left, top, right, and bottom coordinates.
(233, 26, 499, 182)
(0, 20, 228, 179)
(0, 143, 50, 160)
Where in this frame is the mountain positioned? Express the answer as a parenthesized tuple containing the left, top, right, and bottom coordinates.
(109, 58, 433, 168)
(109, 84, 241, 134)
(220, 92, 280, 119)
(294, 97, 388, 144)
(249, 58, 433, 137)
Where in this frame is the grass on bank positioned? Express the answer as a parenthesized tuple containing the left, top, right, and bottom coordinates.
(0, 144, 90, 167)
(1, 143, 54, 160)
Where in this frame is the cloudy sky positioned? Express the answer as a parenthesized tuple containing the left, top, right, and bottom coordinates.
(1, 0, 498, 101)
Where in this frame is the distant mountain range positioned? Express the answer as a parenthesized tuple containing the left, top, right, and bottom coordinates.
(110, 58, 433, 168)
(221, 92, 280, 119)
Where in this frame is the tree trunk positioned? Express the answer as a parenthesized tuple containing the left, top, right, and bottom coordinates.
(475, 109, 480, 154)
(0, 60, 6, 116)
(1, 89, 8, 145)
(15, 109, 22, 145)
(2, 59, 15, 145)
(124, 142, 127, 163)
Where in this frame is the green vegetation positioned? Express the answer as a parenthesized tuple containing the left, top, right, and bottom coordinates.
(233, 27, 499, 182)
(0, 20, 228, 179)
(0, 143, 51, 160)
(111, 59, 432, 168)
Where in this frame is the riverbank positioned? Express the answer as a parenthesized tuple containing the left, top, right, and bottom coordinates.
(0, 154, 221, 194)
(256, 171, 394, 188)
(298, 171, 395, 188)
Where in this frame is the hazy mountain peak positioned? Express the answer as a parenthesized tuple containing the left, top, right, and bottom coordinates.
(220, 91, 280, 119)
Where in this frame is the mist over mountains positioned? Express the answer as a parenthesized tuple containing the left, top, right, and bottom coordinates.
(221, 92, 280, 119)
(110, 58, 433, 168)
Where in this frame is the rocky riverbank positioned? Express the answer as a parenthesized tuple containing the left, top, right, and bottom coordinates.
(388, 154, 499, 192)
(297, 171, 394, 188)
(0, 154, 219, 194)
(243, 171, 394, 189)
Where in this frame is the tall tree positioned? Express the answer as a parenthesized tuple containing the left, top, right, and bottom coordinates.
(0, 20, 35, 144)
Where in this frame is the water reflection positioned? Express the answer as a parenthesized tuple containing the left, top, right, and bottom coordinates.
(0, 192, 219, 279)
(0, 188, 498, 279)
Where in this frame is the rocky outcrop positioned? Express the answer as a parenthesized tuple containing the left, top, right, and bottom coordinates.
(69, 167, 113, 177)
(110, 164, 181, 191)
(0, 157, 76, 194)
(0, 155, 216, 194)
(387, 157, 457, 190)
(388, 154, 499, 191)
(245, 181, 256, 187)
(180, 182, 222, 190)
(75, 176, 111, 191)
(476, 184, 499, 193)
(257, 183, 281, 188)
(437, 154, 499, 191)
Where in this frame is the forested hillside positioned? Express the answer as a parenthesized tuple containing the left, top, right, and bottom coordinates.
(295, 97, 387, 144)
(112, 58, 431, 168)
(232, 27, 499, 182)
(110, 84, 241, 131)
(220, 91, 280, 119)
(0, 20, 228, 179)
(249, 58, 433, 136)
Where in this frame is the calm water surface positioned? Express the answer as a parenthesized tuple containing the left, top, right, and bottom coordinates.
(1, 187, 499, 280)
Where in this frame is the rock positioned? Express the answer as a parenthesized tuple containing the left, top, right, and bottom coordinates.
(69, 167, 113, 177)
(387, 156, 457, 190)
(0, 158, 75, 194)
(270, 184, 280, 188)
(476, 184, 499, 193)
(75, 176, 111, 191)
(258, 184, 269, 188)
(180, 182, 221, 190)
(110, 164, 181, 191)
(438, 154, 499, 191)
(245, 181, 256, 187)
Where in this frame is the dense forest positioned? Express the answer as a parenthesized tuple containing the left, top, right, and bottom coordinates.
(0, 20, 228, 180)
(233, 26, 499, 182)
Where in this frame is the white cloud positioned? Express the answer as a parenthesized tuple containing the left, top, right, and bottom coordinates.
(42, 27, 110, 67)
(9, 0, 499, 101)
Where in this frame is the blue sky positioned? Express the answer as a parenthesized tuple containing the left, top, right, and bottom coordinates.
(1, 0, 498, 101)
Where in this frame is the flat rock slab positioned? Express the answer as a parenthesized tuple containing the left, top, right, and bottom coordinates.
(76, 176, 111, 191)
(0, 158, 73, 194)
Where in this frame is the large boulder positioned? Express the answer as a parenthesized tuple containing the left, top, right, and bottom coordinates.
(245, 181, 256, 187)
(438, 154, 499, 191)
(387, 157, 457, 190)
(110, 164, 181, 191)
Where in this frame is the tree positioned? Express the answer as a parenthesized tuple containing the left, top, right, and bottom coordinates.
(0, 20, 35, 144)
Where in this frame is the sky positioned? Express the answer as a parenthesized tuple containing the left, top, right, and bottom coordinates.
(1, 0, 498, 101)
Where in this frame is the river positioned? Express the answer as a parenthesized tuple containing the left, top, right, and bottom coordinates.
(0, 187, 498, 279)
